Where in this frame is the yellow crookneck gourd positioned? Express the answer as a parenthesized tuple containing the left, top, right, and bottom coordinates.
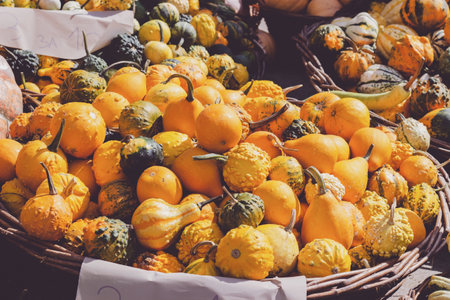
(301, 167, 354, 249)
(19, 163, 73, 241)
(184, 241, 221, 276)
(131, 196, 220, 250)
(257, 209, 300, 277)
(332, 144, 373, 203)
(37, 60, 77, 85)
(15, 119, 68, 192)
(363, 198, 414, 258)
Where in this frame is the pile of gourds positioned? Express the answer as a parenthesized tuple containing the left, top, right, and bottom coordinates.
(307, 0, 450, 144)
(0, 0, 134, 11)
(1, 42, 449, 280)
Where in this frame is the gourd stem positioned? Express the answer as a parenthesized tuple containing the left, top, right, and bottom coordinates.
(404, 58, 424, 90)
(282, 84, 303, 96)
(218, 67, 237, 85)
(388, 197, 397, 226)
(249, 103, 289, 130)
(20, 72, 27, 90)
(304, 166, 328, 195)
(396, 113, 406, 123)
(40, 162, 57, 196)
(197, 195, 223, 210)
(284, 209, 296, 233)
(162, 74, 195, 102)
(362, 259, 370, 269)
(222, 186, 238, 205)
(190, 241, 218, 263)
(144, 59, 151, 71)
(193, 153, 228, 163)
(0, 45, 17, 60)
(80, 0, 91, 8)
(47, 119, 65, 153)
(214, 96, 221, 104)
(99, 61, 143, 76)
(363, 144, 374, 161)
(203, 244, 218, 263)
(177, 37, 184, 48)
(82, 31, 90, 57)
(434, 183, 448, 192)
(267, 133, 299, 152)
(344, 36, 359, 53)
(121, 134, 134, 144)
(243, 80, 254, 95)
(158, 22, 164, 43)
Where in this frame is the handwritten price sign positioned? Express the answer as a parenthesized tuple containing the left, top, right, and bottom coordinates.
(0, 7, 133, 59)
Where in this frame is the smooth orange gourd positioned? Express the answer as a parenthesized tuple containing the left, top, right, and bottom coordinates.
(301, 167, 354, 249)
(195, 104, 242, 153)
(92, 92, 130, 129)
(284, 134, 338, 173)
(0, 139, 22, 183)
(204, 78, 226, 91)
(324, 98, 370, 141)
(399, 154, 438, 187)
(328, 135, 350, 161)
(144, 82, 187, 113)
(193, 86, 223, 106)
(163, 74, 204, 138)
(221, 89, 247, 106)
(106, 67, 147, 103)
(244, 131, 283, 159)
(333, 145, 373, 204)
(174, 62, 207, 91)
(341, 201, 366, 247)
(256, 99, 300, 138)
(137, 166, 183, 204)
(171, 147, 223, 197)
(349, 127, 392, 172)
(396, 207, 426, 249)
(146, 64, 180, 90)
(68, 159, 98, 199)
(299, 92, 340, 131)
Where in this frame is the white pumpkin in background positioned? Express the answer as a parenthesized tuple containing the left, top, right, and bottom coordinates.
(307, 0, 342, 17)
(38, 0, 61, 9)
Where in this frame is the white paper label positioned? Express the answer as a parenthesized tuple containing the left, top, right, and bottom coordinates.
(0, 7, 134, 59)
(76, 258, 307, 300)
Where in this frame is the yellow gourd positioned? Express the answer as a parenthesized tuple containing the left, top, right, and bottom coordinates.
(184, 241, 221, 275)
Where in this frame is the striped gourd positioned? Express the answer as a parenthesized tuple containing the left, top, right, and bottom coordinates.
(376, 24, 418, 59)
(344, 12, 379, 46)
(401, 0, 449, 33)
(403, 183, 440, 224)
(428, 29, 450, 57)
(419, 108, 450, 142)
(217, 20, 244, 41)
(380, 0, 404, 25)
(357, 64, 406, 94)
(151, 2, 180, 26)
(269, 156, 305, 195)
(410, 75, 450, 119)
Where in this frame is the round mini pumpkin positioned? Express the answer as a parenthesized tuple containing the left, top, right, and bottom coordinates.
(0, 178, 33, 217)
(137, 166, 183, 204)
(106, 67, 147, 104)
(98, 179, 140, 222)
(399, 155, 438, 187)
(92, 92, 130, 129)
(19, 163, 73, 241)
(133, 251, 184, 273)
(28, 102, 61, 137)
(269, 156, 305, 195)
(403, 183, 440, 224)
(0, 139, 22, 183)
(60, 70, 106, 104)
(215, 225, 274, 280)
(68, 159, 98, 199)
(92, 140, 126, 187)
(152, 131, 194, 167)
(297, 238, 351, 278)
(299, 92, 340, 131)
(49, 103, 106, 159)
(118, 100, 162, 138)
(368, 165, 409, 205)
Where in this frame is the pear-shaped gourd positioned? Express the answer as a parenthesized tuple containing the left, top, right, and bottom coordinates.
(19, 163, 73, 241)
(257, 209, 300, 277)
(131, 196, 220, 250)
(184, 241, 221, 276)
(332, 144, 373, 203)
(363, 198, 414, 258)
(301, 167, 354, 249)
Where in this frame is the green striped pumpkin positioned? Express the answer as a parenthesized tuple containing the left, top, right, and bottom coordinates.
(151, 2, 180, 26)
(403, 183, 440, 224)
(309, 24, 346, 56)
(419, 108, 450, 143)
(357, 64, 406, 94)
(269, 156, 305, 195)
(170, 21, 197, 48)
(98, 180, 140, 222)
(217, 20, 244, 41)
(400, 0, 449, 33)
(428, 29, 450, 57)
(60, 70, 106, 104)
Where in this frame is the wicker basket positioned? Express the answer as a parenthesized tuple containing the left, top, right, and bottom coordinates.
(293, 23, 450, 158)
(1, 96, 449, 298)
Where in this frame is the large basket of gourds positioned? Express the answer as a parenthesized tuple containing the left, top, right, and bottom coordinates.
(293, 0, 450, 157)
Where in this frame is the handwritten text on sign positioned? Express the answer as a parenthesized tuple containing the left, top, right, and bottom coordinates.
(0, 7, 134, 59)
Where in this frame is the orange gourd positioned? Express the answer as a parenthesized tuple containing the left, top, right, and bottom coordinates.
(301, 167, 354, 249)
(146, 64, 180, 90)
(173, 62, 207, 91)
(144, 82, 187, 113)
(68, 159, 98, 199)
(28, 102, 61, 137)
(341, 201, 366, 247)
(299, 92, 340, 131)
(324, 98, 371, 141)
(106, 67, 147, 103)
(9, 113, 31, 140)
(193, 86, 223, 106)
(15, 120, 68, 191)
(254, 99, 301, 138)
(92, 92, 130, 129)
(244, 131, 283, 159)
(328, 135, 350, 161)
(396, 207, 426, 249)
(49, 103, 106, 159)
(284, 134, 338, 173)
(349, 127, 392, 172)
(137, 166, 183, 204)
(253, 180, 301, 227)
(0, 139, 22, 183)
(333, 145, 373, 204)
(204, 78, 226, 91)
(171, 147, 223, 197)
(221, 89, 247, 106)
(195, 104, 242, 153)
(92, 140, 126, 186)
(180, 194, 217, 222)
(399, 154, 438, 187)
(162, 74, 204, 138)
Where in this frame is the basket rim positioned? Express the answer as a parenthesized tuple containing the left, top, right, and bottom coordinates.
(292, 21, 450, 156)
(1, 99, 449, 298)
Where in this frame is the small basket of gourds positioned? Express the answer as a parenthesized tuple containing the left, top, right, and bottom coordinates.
(1, 25, 450, 299)
(294, 0, 450, 156)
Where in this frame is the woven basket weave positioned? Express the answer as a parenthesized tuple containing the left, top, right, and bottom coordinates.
(1, 95, 449, 298)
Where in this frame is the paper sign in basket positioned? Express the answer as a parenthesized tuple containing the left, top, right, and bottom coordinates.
(76, 258, 307, 300)
(0, 7, 133, 59)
